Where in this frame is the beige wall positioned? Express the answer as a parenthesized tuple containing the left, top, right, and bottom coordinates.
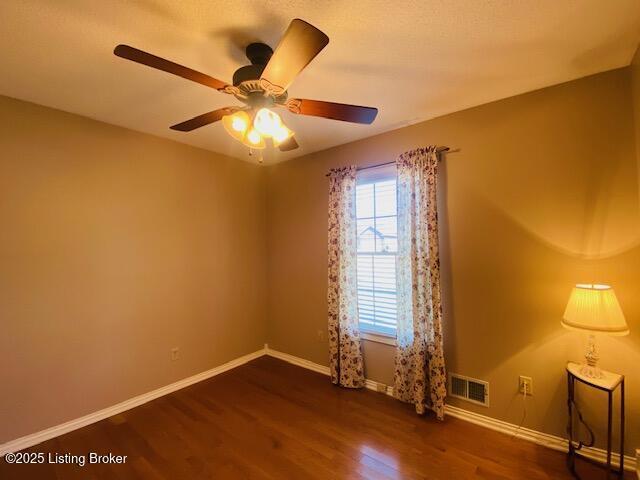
(266, 67, 640, 455)
(633, 46, 640, 169)
(0, 96, 268, 443)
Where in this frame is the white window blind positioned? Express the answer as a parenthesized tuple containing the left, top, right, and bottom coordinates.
(355, 167, 397, 336)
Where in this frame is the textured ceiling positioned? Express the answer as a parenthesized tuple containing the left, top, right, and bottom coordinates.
(1, 0, 639, 164)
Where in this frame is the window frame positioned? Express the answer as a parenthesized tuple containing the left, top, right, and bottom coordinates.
(355, 165, 398, 343)
(360, 330, 397, 345)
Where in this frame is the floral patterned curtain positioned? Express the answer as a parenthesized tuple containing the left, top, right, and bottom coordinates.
(393, 146, 447, 420)
(327, 166, 365, 388)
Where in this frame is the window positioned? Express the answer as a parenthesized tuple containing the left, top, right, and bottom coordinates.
(355, 167, 397, 337)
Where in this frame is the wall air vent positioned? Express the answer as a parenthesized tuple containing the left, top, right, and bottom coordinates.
(448, 373, 489, 407)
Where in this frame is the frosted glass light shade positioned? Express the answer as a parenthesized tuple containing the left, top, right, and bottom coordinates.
(222, 111, 250, 141)
(562, 284, 629, 336)
(241, 128, 266, 149)
(253, 108, 282, 137)
(272, 124, 294, 145)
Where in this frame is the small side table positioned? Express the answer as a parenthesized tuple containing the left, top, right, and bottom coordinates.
(566, 361, 625, 478)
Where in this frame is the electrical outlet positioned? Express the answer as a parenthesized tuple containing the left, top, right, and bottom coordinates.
(317, 329, 326, 342)
(519, 376, 533, 395)
(170, 347, 179, 361)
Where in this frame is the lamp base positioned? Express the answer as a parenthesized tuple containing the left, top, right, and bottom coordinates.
(580, 334, 604, 379)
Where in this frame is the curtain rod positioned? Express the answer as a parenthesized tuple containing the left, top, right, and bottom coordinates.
(326, 146, 451, 177)
(357, 146, 450, 172)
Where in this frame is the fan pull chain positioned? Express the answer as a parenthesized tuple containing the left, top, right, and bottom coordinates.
(248, 148, 264, 165)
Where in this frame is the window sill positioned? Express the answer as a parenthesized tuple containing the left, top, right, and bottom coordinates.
(360, 330, 397, 346)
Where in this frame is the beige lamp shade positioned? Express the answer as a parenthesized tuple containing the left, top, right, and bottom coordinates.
(562, 284, 629, 336)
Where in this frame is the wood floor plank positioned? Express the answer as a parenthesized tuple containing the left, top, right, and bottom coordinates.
(0, 356, 632, 479)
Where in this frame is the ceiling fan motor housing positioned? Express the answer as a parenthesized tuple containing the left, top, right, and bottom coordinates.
(232, 42, 273, 86)
(232, 42, 287, 107)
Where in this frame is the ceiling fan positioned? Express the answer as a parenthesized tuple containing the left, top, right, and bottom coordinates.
(114, 19, 378, 154)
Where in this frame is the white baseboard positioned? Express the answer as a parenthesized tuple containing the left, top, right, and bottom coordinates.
(2, 344, 635, 473)
(0, 347, 266, 456)
(444, 404, 635, 471)
(264, 346, 636, 472)
(264, 346, 331, 376)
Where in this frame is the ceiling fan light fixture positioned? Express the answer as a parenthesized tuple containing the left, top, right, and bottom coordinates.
(247, 129, 261, 144)
(222, 110, 250, 140)
(231, 116, 247, 132)
(242, 128, 266, 149)
(254, 108, 282, 137)
(272, 124, 294, 145)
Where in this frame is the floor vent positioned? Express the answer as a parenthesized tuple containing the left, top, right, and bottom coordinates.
(449, 373, 489, 407)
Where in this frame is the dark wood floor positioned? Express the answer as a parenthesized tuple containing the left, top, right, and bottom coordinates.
(1, 356, 631, 479)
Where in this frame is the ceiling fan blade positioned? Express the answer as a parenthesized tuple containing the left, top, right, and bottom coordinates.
(260, 19, 329, 94)
(287, 99, 378, 124)
(170, 107, 238, 132)
(114, 45, 231, 91)
(278, 136, 299, 152)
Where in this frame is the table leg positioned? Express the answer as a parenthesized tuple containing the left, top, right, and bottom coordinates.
(619, 379, 624, 476)
(607, 390, 612, 479)
(567, 374, 575, 474)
